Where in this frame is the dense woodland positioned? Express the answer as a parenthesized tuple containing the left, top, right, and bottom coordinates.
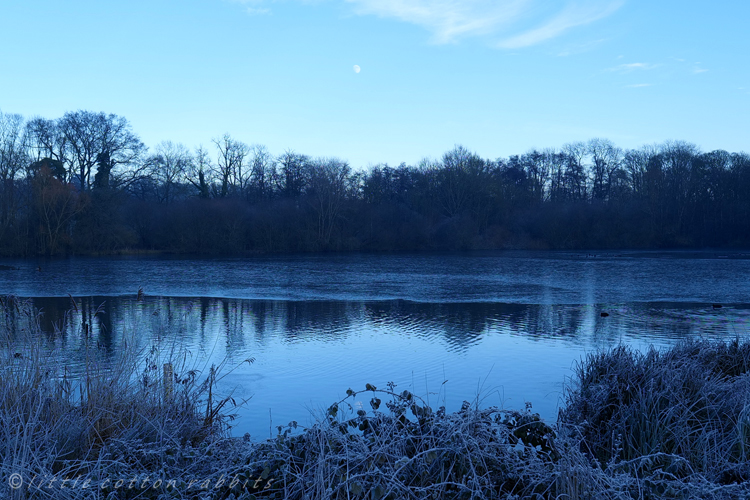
(0, 108, 749, 256)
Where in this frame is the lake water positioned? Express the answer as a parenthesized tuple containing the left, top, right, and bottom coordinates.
(1, 251, 749, 439)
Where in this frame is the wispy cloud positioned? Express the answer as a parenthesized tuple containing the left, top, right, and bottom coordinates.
(607, 62, 660, 73)
(495, 1, 624, 49)
(229, 0, 272, 15)
(227, 0, 624, 48)
(672, 58, 709, 75)
(624, 83, 652, 88)
(557, 38, 607, 57)
(343, 0, 530, 44)
(345, 0, 624, 47)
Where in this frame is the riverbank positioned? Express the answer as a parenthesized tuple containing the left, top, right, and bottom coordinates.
(2, 298, 749, 499)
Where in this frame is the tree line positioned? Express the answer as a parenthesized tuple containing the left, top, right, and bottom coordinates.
(1, 108, 749, 256)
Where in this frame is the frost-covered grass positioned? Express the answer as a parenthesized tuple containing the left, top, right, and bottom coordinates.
(0, 296, 245, 499)
(560, 338, 750, 490)
(2, 296, 750, 499)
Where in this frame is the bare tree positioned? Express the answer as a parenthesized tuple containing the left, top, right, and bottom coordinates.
(213, 134, 249, 197)
(0, 111, 29, 241)
(659, 140, 700, 230)
(249, 144, 274, 201)
(562, 142, 588, 201)
(31, 163, 86, 254)
(437, 145, 474, 217)
(186, 145, 213, 199)
(588, 138, 622, 201)
(305, 157, 352, 246)
(276, 150, 308, 198)
(622, 145, 658, 198)
(25, 117, 69, 181)
(147, 141, 193, 204)
(522, 149, 550, 204)
(58, 110, 145, 191)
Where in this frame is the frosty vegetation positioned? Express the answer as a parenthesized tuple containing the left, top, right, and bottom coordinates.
(2, 296, 750, 499)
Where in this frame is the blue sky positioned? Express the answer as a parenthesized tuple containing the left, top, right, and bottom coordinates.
(1, 0, 748, 168)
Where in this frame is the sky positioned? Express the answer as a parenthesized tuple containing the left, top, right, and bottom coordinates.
(1, 0, 748, 169)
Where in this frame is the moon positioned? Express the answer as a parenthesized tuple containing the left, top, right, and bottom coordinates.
(353, 65, 361, 74)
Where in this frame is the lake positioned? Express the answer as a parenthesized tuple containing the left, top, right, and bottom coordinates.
(1, 250, 749, 439)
